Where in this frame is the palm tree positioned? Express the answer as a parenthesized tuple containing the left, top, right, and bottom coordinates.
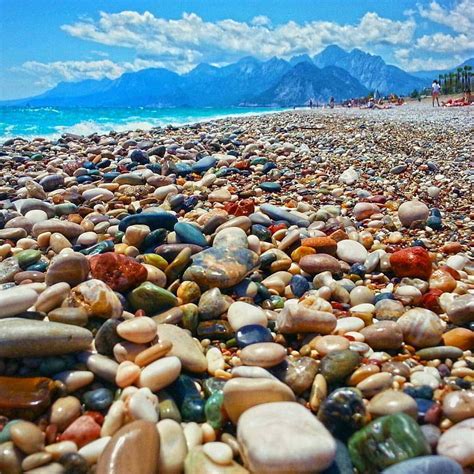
(466, 66, 473, 91)
(456, 67, 463, 92)
(449, 72, 456, 93)
(443, 73, 449, 94)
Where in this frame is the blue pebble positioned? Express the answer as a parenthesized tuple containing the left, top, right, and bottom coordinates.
(236, 324, 273, 348)
(76, 175, 93, 184)
(260, 203, 310, 227)
(146, 164, 162, 173)
(414, 398, 436, 418)
(290, 274, 310, 297)
(96, 160, 110, 169)
(234, 279, 254, 298)
(259, 182, 281, 192)
(83, 388, 114, 411)
(130, 149, 149, 164)
(25, 261, 48, 272)
(83, 161, 96, 170)
(103, 172, 120, 181)
(374, 293, 395, 304)
(262, 162, 277, 174)
(404, 385, 433, 400)
(381, 456, 463, 474)
(118, 212, 178, 232)
(192, 156, 217, 173)
(430, 208, 442, 218)
(251, 224, 272, 242)
(174, 222, 208, 247)
(427, 215, 442, 230)
(349, 263, 366, 277)
(412, 239, 427, 248)
(181, 196, 199, 212)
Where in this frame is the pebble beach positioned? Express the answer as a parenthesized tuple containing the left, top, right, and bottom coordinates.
(0, 103, 473, 473)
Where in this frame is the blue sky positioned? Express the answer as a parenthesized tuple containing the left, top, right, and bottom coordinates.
(1, 0, 473, 99)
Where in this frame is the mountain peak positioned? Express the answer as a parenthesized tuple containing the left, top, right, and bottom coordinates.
(289, 54, 313, 66)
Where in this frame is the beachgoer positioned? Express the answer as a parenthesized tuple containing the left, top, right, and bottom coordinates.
(309, 99, 313, 109)
(329, 97, 335, 109)
(432, 80, 441, 107)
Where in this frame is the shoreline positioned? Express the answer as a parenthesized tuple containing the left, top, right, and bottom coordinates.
(2, 101, 472, 144)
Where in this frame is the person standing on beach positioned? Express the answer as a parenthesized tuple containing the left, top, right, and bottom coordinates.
(432, 80, 441, 107)
(309, 99, 313, 109)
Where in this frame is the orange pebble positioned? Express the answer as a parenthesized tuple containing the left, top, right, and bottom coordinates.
(442, 328, 474, 351)
(291, 246, 316, 262)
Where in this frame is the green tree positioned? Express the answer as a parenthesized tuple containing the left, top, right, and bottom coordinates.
(456, 67, 463, 92)
(410, 89, 419, 99)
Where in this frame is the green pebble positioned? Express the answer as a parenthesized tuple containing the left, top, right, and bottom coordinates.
(320, 350, 361, 385)
(348, 413, 430, 474)
(181, 397, 206, 423)
(182, 304, 199, 333)
(205, 391, 225, 430)
(128, 282, 178, 315)
(0, 420, 21, 443)
(202, 377, 226, 397)
(158, 391, 182, 423)
(16, 249, 41, 269)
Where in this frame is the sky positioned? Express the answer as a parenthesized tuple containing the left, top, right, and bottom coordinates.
(1, 0, 473, 99)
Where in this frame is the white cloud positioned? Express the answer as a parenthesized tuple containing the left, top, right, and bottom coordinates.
(394, 49, 464, 71)
(251, 15, 271, 26)
(418, 0, 474, 34)
(61, 10, 416, 66)
(415, 32, 473, 53)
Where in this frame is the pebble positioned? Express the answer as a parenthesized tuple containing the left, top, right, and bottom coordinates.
(227, 301, 267, 331)
(156, 324, 207, 373)
(368, 389, 418, 418)
(237, 402, 336, 473)
(156, 419, 187, 473)
(239, 342, 287, 368)
(138, 356, 181, 391)
(442, 390, 474, 422)
(0, 319, 93, 357)
(117, 317, 157, 344)
(397, 308, 444, 348)
(10, 420, 45, 454)
(381, 456, 463, 474)
(398, 200, 430, 227)
(336, 240, 368, 264)
(0, 286, 38, 318)
(223, 377, 295, 423)
(437, 418, 474, 467)
(96, 420, 160, 474)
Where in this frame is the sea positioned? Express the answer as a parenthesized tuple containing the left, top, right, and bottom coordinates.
(0, 106, 285, 142)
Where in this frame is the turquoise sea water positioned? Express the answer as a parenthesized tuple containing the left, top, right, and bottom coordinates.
(0, 106, 285, 142)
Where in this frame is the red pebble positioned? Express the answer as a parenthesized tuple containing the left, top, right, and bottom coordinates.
(224, 199, 255, 217)
(59, 415, 101, 448)
(89, 253, 147, 292)
(424, 403, 442, 425)
(269, 223, 287, 234)
(83, 411, 104, 426)
(389, 247, 433, 280)
(422, 289, 443, 313)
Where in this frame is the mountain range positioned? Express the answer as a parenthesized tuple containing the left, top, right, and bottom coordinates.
(4, 45, 462, 108)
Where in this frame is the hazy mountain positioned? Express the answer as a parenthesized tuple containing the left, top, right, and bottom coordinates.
(252, 62, 368, 106)
(3, 45, 432, 107)
(313, 45, 427, 94)
(411, 58, 474, 80)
